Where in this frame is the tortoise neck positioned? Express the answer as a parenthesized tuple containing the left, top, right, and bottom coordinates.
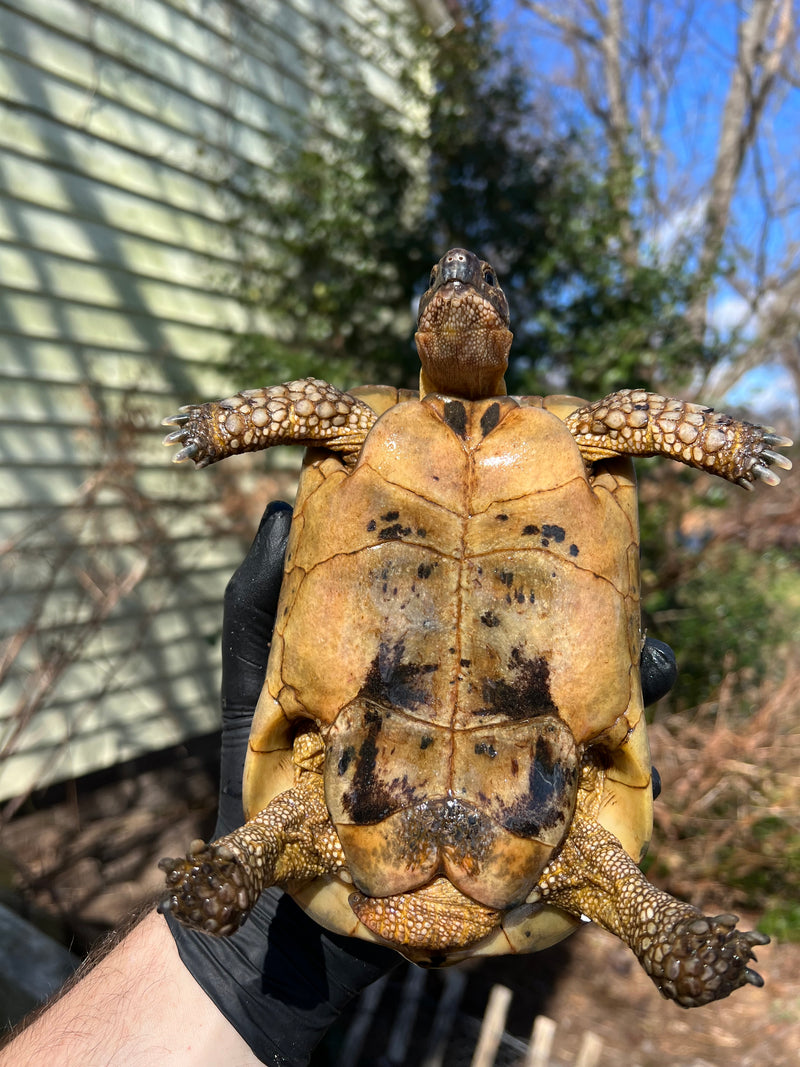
(415, 328, 512, 400)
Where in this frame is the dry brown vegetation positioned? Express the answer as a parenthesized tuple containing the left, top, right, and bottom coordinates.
(649, 665, 800, 931)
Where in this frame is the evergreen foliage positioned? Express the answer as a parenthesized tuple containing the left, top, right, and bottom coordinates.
(222, 1, 712, 397)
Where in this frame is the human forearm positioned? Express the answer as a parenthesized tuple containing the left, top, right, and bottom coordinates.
(0, 910, 259, 1067)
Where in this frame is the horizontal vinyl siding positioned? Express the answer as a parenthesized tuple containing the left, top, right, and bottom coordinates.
(0, 0, 432, 801)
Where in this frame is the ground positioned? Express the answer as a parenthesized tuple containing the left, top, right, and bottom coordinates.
(1, 731, 797, 1066)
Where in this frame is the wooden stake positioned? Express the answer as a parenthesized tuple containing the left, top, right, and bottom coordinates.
(523, 1015, 556, 1067)
(470, 983, 513, 1067)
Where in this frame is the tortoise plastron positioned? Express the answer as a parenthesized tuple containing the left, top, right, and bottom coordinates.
(160, 248, 789, 1007)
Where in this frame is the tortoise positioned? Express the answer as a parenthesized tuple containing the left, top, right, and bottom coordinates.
(160, 248, 791, 1007)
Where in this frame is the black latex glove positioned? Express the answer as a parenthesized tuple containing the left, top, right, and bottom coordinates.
(640, 636, 676, 801)
(164, 502, 400, 1066)
(165, 501, 677, 1065)
(640, 636, 677, 708)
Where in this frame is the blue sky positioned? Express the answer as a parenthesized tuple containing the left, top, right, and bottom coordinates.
(491, 1, 799, 420)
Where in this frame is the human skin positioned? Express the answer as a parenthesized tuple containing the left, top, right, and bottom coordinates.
(0, 910, 260, 1067)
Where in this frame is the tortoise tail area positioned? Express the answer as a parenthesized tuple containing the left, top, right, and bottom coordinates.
(564, 388, 791, 489)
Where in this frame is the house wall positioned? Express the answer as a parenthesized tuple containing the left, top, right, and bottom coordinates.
(0, 0, 448, 802)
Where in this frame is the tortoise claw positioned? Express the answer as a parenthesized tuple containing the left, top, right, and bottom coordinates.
(161, 405, 219, 467)
(163, 428, 188, 444)
(162, 413, 196, 458)
(751, 461, 781, 486)
(761, 448, 793, 470)
(738, 432, 792, 488)
(173, 442, 202, 464)
(162, 411, 191, 427)
(162, 426, 209, 466)
(763, 432, 793, 448)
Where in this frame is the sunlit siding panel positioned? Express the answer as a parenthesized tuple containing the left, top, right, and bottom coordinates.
(0, 0, 446, 801)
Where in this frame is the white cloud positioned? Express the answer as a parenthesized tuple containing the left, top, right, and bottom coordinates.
(650, 197, 707, 256)
(725, 364, 798, 421)
(707, 292, 753, 336)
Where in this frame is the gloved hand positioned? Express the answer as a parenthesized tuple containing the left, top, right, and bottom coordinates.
(640, 636, 677, 708)
(163, 502, 401, 1066)
(164, 500, 677, 1065)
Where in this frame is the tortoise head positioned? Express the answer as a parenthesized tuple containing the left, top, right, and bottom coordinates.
(416, 248, 512, 400)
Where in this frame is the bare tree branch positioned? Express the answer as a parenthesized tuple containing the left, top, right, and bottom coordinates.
(687, 0, 794, 335)
(518, 0, 798, 417)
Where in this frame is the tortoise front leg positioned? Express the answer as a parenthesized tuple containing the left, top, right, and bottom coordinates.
(532, 815, 768, 1007)
(159, 771, 346, 936)
(163, 377, 379, 468)
(565, 389, 791, 488)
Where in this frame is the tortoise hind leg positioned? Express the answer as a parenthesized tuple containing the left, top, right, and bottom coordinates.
(159, 771, 345, 936)
(163, 377, 379, 468)
(532, 815, 768, 1007)
(564, 389, 791, 488)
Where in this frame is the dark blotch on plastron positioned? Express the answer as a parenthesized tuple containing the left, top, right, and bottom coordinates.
(479, 650, 558, 720)
(443, 400, 467, 437)
(499, 571, 513, 587)
(480, 402, 501, 437)
(338, 746, 356, 775)
(420, 736, 433, 750)
(569, 544, 579, 556)
(496, 514, 508, 522)
(474, 742, 497, 758)
(360, 640, 438, 710)
(499, 734, 578, 837)
(590, 747, 613, 772)
(366, 519, 377, 531)
(480, 611, 501, 628)
(342, 721, 382, 822)
(522, 524, 540, 536)
(381, 511, 400, 522)
(532, 734, 579, 827)
(418, 562, 433, 579)
(379, 523, 412, 540)
(340, 708, 419, 825)
(541, 524, 566, 543)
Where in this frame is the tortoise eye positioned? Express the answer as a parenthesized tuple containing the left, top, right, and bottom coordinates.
(483, 269, 495, 286)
